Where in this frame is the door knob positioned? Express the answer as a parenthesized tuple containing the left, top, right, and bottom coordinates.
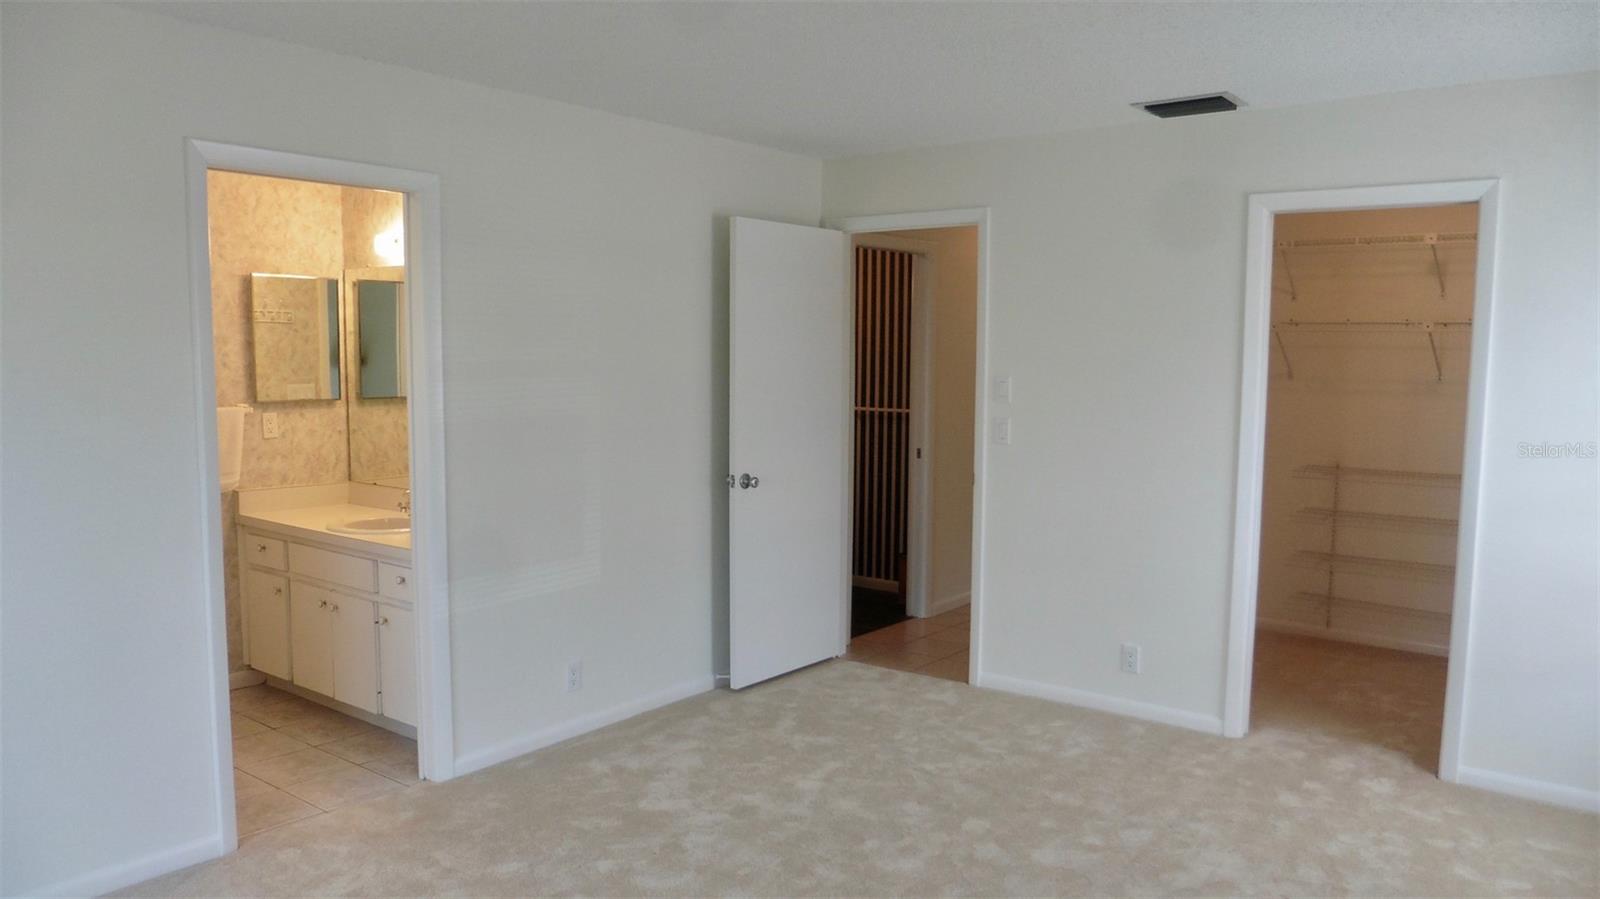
(739, 473, 760, 489)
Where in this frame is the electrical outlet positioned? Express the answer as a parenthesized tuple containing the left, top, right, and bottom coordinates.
(1120, 643, 1142, 674)
(565, 659, 583, 693)
(992, 417, 1012, 445)
(994, 376, 1013, 403)
(261, 412, 282, 439)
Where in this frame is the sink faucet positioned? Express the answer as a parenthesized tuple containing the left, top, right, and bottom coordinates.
(398, 488, 411, 515)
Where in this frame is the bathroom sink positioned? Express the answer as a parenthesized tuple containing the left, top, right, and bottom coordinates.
(329, 516, 411, 535)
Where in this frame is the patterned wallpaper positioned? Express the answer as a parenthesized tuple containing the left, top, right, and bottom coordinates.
(342, 187, 411, 484)
(208, 170, 409, 670)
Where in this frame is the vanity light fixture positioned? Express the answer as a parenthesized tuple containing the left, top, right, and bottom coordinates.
(373, 222, 406, 265)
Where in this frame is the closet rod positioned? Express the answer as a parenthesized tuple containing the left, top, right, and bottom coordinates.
(1272, 320, 1471, 332)
(1275, 231, 1476, 250)
(1271, 321, 1470, 381)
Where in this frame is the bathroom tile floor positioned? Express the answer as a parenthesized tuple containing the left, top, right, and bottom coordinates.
(229, 684, 419, 839)
(843, 605, 970, 681)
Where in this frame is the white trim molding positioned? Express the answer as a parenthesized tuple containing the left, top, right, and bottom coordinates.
(1222, 179, 1501, 794)
(28, 835, 226, 899)
(182, 140, 456, 873)
(1454, 766, 1600, 814)
(454, 677, 715, 777)
(926, 591, 971, 617)
(828, 208, 990, 689)
(980, 673, 1224, 736)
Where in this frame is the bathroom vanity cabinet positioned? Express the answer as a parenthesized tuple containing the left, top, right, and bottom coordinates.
(239, 527, 416, 728)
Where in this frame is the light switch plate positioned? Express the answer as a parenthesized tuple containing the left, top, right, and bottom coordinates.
(992, 417, 1012, 445)
(994, 376, 1013, 403)
(261, 412, 282, 439)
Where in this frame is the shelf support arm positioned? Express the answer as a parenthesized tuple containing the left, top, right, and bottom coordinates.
(1273, 328, 1294, 381)
(1428, 236, 1446, 300)
(1277, 245, 1298, 302)
(1426, 327, 1443, 382)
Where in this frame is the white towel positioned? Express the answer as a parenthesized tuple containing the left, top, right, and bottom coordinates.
(217, 406, 246, 492)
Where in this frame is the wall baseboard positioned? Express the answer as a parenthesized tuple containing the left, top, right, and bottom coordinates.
(852, 575, 899, 593)
(1257, 619, 1448, 657)
(24, 833, 225, 898)
(1453, 765, 1600, 813)
(228, 668, 266, 689)
(925, 591, 970, 617)
(977, 672, 1224, 736)
(453, 676, 715, 777)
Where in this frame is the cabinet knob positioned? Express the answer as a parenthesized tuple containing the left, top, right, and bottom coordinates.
(379, 616, 390, 626)
(319, 599, 328, 609)
(331, 602, 340, 612)
(273, 587, 283, 596)
(395, 575, 407, 585)
(257, 544, 268, 553)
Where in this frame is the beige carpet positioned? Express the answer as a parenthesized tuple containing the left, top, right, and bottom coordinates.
(124, 636, 1597, 897)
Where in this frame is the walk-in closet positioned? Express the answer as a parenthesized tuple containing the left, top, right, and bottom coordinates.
(1252, 203, 1478, 770)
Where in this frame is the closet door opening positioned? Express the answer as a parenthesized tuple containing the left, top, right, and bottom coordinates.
(851, 243, 915, 635)
(1251, 202, 1479, 774)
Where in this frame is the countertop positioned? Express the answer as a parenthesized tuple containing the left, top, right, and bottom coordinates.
(237, 502, 412, 562)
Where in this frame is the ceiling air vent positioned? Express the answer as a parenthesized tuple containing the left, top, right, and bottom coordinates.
(1136, 92, 1242, 119)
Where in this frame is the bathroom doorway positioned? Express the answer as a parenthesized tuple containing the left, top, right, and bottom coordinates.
(184, 141, 452, 850)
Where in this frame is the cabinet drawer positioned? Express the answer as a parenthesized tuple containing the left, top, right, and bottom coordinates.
(243, 534, 287, 570)
(378, 563, 413, 603)
(289, 543, 376, 592)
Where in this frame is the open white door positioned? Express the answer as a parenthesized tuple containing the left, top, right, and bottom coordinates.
(729, 217, 851, 689)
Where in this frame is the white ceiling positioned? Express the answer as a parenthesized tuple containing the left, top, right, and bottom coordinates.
(139, 1, 1598, 158)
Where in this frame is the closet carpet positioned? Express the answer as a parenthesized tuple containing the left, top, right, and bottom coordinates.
(124, 638, 1596, 897)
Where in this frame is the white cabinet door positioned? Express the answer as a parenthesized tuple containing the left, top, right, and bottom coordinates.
(728, 217, 851, 689)
(377, 604, 417, 727)
(332, 596, 379, 714)
(243, 569, 291, 680)
(290, 583, 335, 696)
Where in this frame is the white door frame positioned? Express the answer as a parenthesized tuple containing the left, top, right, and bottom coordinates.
(1222, 179, 1500, 785)
(828, 209, 990, 685)
(851, 232, 937, 618)
(183, 139, 456, 852)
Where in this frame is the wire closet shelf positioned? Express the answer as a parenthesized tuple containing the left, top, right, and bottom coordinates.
(1271, 230, 1478, 382)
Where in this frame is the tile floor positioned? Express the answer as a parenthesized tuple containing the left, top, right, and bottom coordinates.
(229, 684, 419, 838)
(843, 604, 970, 681)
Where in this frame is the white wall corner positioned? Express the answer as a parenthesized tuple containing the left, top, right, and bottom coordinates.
(926, 591, 972, 617)
(452, 677, 716, 777)
(979, 672, 1225, 736)
(22, 834, 226, 899)
(1452, 766, 1600, 814)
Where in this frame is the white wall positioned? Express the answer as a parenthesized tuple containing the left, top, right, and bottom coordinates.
(824, 73, 1599, 804)
(0, 4, 819, 894)
(881, 227, 978, 612)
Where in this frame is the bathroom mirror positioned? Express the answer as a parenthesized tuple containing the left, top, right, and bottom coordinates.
(345, 267, 411, 487)
(356, 279, 407, 398)
(250, 274, 342, 402)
